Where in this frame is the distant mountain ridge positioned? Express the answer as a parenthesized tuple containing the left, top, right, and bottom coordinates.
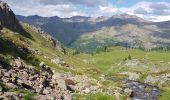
(16, 14, 170, 53)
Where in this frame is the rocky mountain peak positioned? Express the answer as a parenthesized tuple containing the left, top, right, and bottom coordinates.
(0, 0, 23, 32)
(111, 13, 148, 23)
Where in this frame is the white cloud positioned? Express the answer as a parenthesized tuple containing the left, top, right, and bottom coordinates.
(95, 5, 118, 16)
(117, 1, 170, 22)
(4, 0, 170, 22)
(6, 0, 87, 17)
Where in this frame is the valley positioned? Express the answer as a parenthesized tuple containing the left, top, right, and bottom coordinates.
(0, 0, 170, 100)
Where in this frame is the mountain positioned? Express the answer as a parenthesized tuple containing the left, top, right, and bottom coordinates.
(17, 14, 170, 53)
(155, 21, 170, 29)
(16, 15, 96, 45)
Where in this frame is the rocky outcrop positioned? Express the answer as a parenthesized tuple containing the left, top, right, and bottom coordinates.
(0, 58, 71, 100)
(0, 57, 103, 99)
(0, 1, 23, 32)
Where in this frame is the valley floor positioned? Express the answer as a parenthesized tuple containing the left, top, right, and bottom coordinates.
(75, 47, 170, 100)
(0, 24, 170, 100)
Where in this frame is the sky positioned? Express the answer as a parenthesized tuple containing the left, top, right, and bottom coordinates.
(4, 0, 170, 22)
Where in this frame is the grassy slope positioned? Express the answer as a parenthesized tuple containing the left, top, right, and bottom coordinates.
(0, 23, 114, 99)
(1, 23, 170, 99)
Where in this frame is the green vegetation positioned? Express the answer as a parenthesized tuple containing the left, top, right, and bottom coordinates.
(160, 90, 170, 100)
(0, 82, 35, 100)
(74, 93, 115, 100)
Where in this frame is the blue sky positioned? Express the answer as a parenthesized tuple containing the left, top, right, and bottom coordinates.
(5, 0, 170, 22)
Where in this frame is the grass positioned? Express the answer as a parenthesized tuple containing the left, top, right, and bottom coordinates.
(74, 93, 115, 100)
(0, 82, 35, 100)
(160, 90, 170, 100)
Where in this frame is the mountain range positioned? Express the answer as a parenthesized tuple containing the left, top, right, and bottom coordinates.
(17, 13, 170, 53)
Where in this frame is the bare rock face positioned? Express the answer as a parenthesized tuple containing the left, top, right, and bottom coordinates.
(0, 1, 22, 32)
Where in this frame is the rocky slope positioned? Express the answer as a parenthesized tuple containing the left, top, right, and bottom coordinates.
(0, 1, 23, 32)
(0, 58, 72, 99)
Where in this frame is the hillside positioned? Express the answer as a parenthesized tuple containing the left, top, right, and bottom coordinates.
(0, 1, 113, 99)
(17, 14, 170, 53)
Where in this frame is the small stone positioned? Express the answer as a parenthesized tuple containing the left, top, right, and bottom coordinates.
(6, 83, 18, 88)
(39, 62, 45, 67)
(4, 72, 11, 77)
(124, 88, 133, 97)
(84, 88, 90, 93)
(43, 89, 50, 94)
(30, 75, 38, 81)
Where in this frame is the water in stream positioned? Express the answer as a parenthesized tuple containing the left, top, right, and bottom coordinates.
(109, 77, 161, 100)
(123, 80, 161, 100)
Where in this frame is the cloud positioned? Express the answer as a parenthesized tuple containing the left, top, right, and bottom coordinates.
(5, 0, 87, 17)
(97, 5, 118, 16)
(150, 2, 170, 10)
(40, 0, 108, 7)
(118, 1, 170, 22)
(134, 7, 148, 14)
(4, 0, 170, 22)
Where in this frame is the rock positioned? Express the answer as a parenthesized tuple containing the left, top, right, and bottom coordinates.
(61, 93, 72, 100)
(65, 79, 76, 86)
(0, 1, 23, 32)
(42, 79, 50, 87)
(6, 83, 18, 88)
(51, 58, 61, 64)
(0, 86, 2, 92)
(66, 85, 75, 92)
(57, 79, 67, 90)
(84, 88, 90, 93)
(30, 75, 38, 81)
(124, 88, 133, 97)
(21, 83, 33, 90)
(14, 58, 24, 68)
(4, 72, 11, 77)
(120, 72, 140, 81)
(52, 73, 61, 80)
(43, 89, 50, 94)
(39, 62, 45, 67)
(17, 79, 23, 85)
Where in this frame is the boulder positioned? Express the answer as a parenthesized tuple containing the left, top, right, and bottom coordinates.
(39, 62, 45, 68)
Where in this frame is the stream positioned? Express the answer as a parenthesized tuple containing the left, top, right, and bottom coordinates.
(124, 80, 161, 100)
(109, 77, 161, 100)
